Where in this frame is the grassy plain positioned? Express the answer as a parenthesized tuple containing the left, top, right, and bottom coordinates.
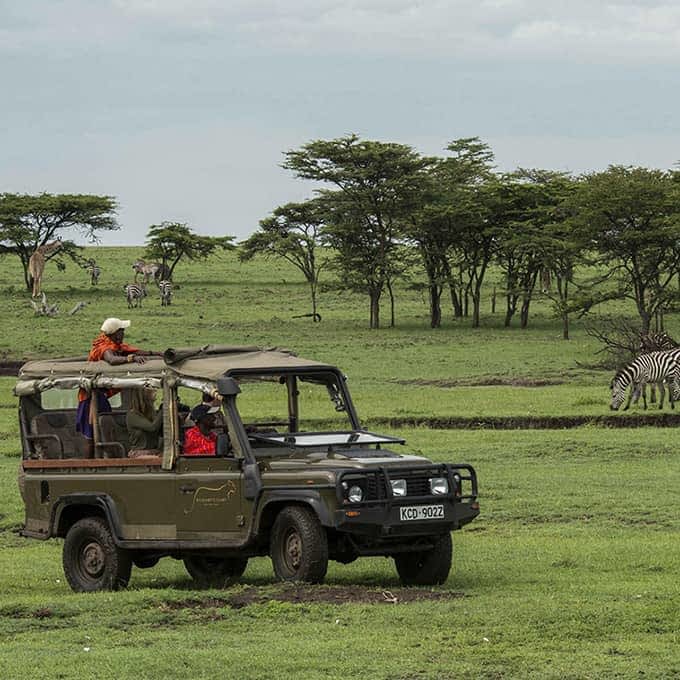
(0, 248, 679, 679)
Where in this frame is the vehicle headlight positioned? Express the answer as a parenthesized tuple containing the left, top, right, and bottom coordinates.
(348, 485, 363, 503)
(390, 479, 407, 497)
(429, 477, 448, 495)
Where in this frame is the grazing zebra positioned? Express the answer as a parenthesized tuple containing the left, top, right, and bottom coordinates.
(637, 332, 678, 404)
(610, 352, 680, 411)
(158, 280, 173, 306)
(124, 283, 147, 308)
(85, 261, 101, 285)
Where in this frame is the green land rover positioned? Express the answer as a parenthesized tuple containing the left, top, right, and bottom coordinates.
(15, 345, 479, 592)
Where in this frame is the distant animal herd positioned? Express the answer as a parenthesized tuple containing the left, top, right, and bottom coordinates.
(27, 246, 174, 317)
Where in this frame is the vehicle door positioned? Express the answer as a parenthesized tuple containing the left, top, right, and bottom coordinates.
(175, 455, 247, 540)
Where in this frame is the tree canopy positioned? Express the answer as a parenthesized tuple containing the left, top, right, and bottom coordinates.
(240, 200, 327, 320)
(143, 222, 235, 280)
(283, 134, 430, 328)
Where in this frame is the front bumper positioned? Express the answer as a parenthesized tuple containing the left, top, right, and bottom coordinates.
(332, 463, 479, 538)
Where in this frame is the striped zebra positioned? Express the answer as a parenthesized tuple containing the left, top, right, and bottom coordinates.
(610, 352, 680, 411)
(158, 280, 173, 306)
(123, 283, 147, 308)
(638, 332, 678, 404)
(86, 261, 101, 285)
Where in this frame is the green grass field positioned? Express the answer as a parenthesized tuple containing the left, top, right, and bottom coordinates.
(0, 247, 678, 679)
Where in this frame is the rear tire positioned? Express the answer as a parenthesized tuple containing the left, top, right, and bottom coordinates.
(63, 517, 132, 592)
(394, 533, 452, 586)
(183, 555, 248, 588)
(271, 506, 328, 583)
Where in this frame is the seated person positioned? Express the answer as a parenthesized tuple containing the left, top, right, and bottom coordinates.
(183, 392, 226, 431)
(126, 387, 162, 457)
(183, 404, 219, 456)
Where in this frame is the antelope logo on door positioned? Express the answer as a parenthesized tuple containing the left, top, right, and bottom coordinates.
(184, 480, 237, 514)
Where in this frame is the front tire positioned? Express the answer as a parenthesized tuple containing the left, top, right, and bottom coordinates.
(270, 506, 328, 583)
(394, 533, 452, 586)
(183, 555, 248, 588)
(63, 517, 132, 592)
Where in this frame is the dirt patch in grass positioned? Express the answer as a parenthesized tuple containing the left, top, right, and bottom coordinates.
(160, 585, 464, 611)
(393, 377, 566, 388)
(369, 414, 680, 430)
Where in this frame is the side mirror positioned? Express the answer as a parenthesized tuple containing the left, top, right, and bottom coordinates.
(216, 433, 231, 457)
(216, 377, 241, 396)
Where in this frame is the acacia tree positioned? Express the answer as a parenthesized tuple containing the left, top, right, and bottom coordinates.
(0, 193, 118, 291)
(143, 222, 234, 280)
(407, 138, 495, 328)
(283, 135, 429, 329)
(572, 166, 680, 333)
(240, 200, 327, 321)
(491, 170, 577, 329)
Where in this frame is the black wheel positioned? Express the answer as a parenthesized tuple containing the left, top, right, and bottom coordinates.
(270, 506, 328, 583)
(183, 555, 248, 588)
(394, 533, 452, 586)
(133, 555, 160, 569)
(63, 517, 132, 592)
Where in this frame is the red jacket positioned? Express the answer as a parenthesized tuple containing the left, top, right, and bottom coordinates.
(183, 426, 217, 456)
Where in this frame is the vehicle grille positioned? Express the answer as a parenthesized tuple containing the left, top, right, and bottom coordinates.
(404, 475, 430, 496)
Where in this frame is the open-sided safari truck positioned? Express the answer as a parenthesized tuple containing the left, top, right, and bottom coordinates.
(15, 345, 479, 592)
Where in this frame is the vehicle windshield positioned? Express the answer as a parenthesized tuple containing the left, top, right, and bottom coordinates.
(248, 431, 405, 448)
(234, 371, 355, 435)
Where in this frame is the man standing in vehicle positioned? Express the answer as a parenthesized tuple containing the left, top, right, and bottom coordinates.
(76, 318, 161, 456)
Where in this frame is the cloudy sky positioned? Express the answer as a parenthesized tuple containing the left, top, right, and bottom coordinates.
(2, 1, 680, 245)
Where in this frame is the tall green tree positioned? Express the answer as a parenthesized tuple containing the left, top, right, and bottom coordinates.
(143, 222, 234, 280)
(0, 193, 118, 291)
(572, 166, 680, 333)
(240, 200, 327, 321)
(492, 170, 578, 330)
(407, 138, 495, 328)
(283, 135, 429, 329)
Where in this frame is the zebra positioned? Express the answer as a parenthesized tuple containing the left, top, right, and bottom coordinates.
(610, 352, 680, 411)
(85, 261, 101, 285)
(158, 280, 173, 306)
(132, 260, 160, 284)
(637, 332, 678, 404)
(124, 283, 147, 308)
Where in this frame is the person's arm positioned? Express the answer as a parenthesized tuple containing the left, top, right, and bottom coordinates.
(127, 410, 163, 433)
(102, 349, 134, 365)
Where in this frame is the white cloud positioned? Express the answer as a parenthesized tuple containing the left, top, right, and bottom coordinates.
(3, 1, 680, 62)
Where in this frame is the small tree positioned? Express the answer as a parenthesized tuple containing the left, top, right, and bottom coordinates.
(143, 222, 234, 280)
(240, 200, 327, 321)
(0, 193, 118, 291)
(283, 135, 429, 328)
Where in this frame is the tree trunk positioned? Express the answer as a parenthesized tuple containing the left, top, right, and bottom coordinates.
(429, 284, 442, 329)
(449, 283, 463, 317)
(520, 296, 531, 328)
(639, 311, 651, 335)
(387, 279, 395, 328)
(505, 295, 517, 327)
(491, 286, 496, 314)
(471, 282, 483, 328)
(369, 289, 381, 329)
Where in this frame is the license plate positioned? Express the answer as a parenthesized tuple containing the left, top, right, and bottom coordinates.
(399, 504, 445, 521)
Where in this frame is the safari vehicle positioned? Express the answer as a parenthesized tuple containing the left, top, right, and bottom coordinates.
(15, 345, 479, 592)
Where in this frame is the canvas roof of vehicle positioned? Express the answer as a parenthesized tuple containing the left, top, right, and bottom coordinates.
(17, 345, 334, 382)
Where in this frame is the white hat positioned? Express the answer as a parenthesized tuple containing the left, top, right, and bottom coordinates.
(100, 318, 131, 334)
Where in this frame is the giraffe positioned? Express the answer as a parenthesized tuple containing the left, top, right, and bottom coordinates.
(28, 240, 62, 298)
